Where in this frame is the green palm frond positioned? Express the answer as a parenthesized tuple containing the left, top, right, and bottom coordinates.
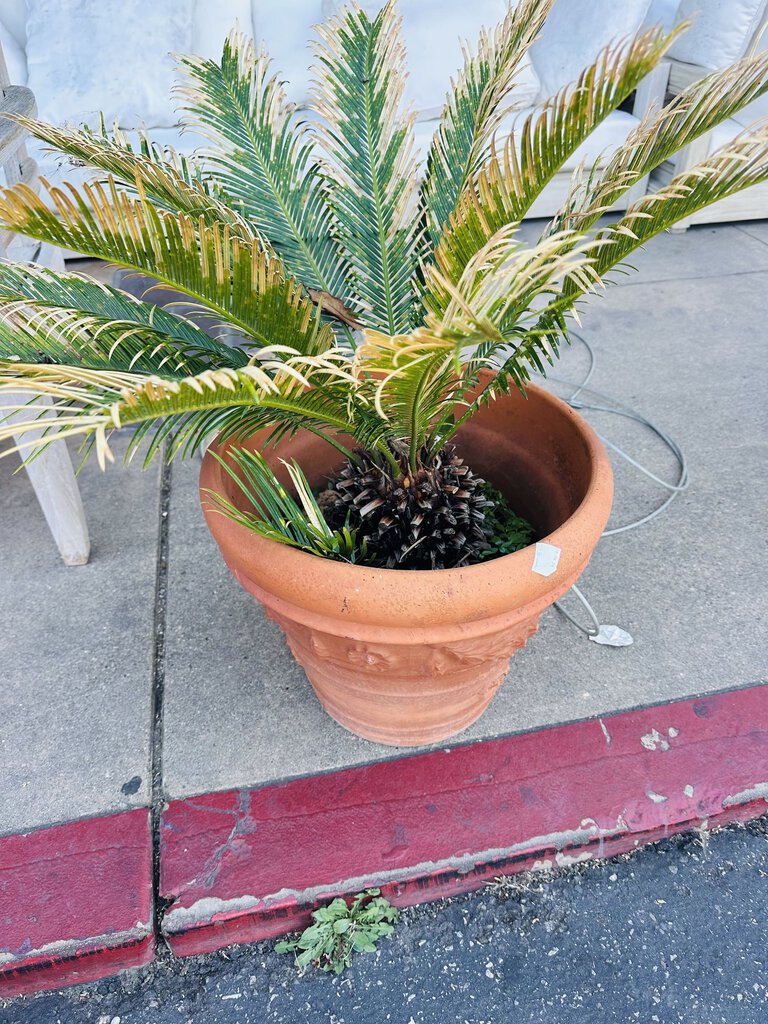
(0, 178, 333, 354)
(421, 0, 555, 244)
(552, 47, 768, 235)
(424, 24, 681, 318)
(7, 116, 253, 233)
(0, 352, 358, 467)
(312, 1, 420, 334)
(0, 261, 245, 375)
(176, 30, 349, 298)
(206, 447, 366, 562)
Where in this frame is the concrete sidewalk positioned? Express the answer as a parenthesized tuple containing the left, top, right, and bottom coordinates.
(1, 222, 767, 994)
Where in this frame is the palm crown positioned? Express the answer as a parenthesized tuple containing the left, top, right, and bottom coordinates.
(1, 0, 767, 567)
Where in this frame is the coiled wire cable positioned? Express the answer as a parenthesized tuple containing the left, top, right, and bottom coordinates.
(537, 332, 689, 640)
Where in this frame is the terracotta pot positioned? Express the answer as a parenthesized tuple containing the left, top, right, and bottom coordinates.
(200, 379, 613, 747)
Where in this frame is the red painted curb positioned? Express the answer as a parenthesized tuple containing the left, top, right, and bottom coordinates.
(0, 809, 153, 998)
(160, 684, 768, 956)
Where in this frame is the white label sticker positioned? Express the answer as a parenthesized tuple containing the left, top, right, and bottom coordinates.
(532, 542, 561, 577)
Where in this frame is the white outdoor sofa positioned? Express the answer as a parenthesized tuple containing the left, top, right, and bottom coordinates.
(1, 1, 766, 222)
(648, 0, 768, 229)
(0, 0, 675, 218)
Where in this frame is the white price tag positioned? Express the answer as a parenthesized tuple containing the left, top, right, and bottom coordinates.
(532, 542, 561, 577)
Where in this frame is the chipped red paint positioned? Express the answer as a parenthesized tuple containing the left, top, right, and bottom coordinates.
(160, 684, 768, 956)
(4, 685, 768, 993)
(0, 809, 153, 998)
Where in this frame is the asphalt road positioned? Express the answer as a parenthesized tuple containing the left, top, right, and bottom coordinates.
(3, 817, 768, 1024)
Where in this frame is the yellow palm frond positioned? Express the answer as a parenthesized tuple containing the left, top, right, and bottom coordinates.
(0, 177, 333, 354)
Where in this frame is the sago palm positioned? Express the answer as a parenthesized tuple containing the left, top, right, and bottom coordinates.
(1, 0, 767, 568)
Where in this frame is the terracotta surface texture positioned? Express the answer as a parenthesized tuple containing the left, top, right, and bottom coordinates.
(199, 381, 614, 745)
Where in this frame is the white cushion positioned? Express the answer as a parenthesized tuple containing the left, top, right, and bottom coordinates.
(322, 1, 540, 118)
(0, 16, 26, 84)
(194, 1, 254, 60)
(0, 0, 26, 48)
(669, 0, 767, 69)
(25, 0, 255, 130)
(530, 0, 652, 99)
(645, 0, 680, 30)
(413, 107, 639, 174)
(251, 1, 321, 107)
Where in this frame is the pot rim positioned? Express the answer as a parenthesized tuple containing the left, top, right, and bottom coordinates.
(199, 382, 613, 629)
(202, 382, 614, 581)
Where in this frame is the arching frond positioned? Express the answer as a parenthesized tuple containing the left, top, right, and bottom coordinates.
(176, 30, 349, 298)
(443, 121, 768, 447)
(424, 24, 680, 317)
(0, 353, 359, 468)
(552, 47, 768, 235)
(421, 0, 554, 244)
(0, 178, 333, 354)
(551, 122, 768, 314)
(0, 261, 246, 376)
(312, 1, 421, 334)
(8, 116, 254, 234)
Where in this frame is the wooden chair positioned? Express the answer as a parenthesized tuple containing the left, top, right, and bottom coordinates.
(0, 42, 90, 564)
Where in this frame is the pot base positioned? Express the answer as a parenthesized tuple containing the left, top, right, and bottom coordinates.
(269, 608, 541, 746)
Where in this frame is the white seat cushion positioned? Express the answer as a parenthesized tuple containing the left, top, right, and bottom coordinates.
(645, 0, 680, 30)
(0, 16, 26, 84)
(25, 0, 254, 130)
(669, 0, 768, 70)
(529, 0, 652, 100)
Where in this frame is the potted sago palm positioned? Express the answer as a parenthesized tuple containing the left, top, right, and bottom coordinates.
(1, 1, 767, 744)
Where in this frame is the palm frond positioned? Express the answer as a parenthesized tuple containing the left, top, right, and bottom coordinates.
(354, 328, 462, 466)
(426, 227, 597, 345)
(312, 1, 420, 334)
(0, 178, 333, 354)
(0, 352, 359, 468)
(9, 115, 254, 234)
(424, 24, 680, 317)
(554, 121, 768, 312)
(444, 120, 768, 440)
(176, 30, 349, 298)
(552, 47, 768, 234)
(205, 447, 366, 562)
(0, 261, 246, 376)
(420, 0, 555, 244)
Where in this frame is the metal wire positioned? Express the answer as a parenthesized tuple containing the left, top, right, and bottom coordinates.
(543, 332, 688, 637)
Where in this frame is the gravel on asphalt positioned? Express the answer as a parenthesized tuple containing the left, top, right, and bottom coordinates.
(2, 816, 767, 1024)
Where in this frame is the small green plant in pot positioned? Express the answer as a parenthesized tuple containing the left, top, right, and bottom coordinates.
(1, 1, 767, 744)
